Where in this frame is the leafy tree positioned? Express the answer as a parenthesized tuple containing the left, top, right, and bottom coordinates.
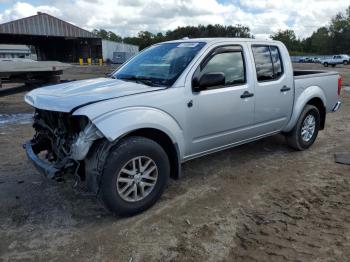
(122, 24, 252, 50)
(108, 31, 122, 42)
(92, 29, 123, 42)
(270, 29, 302, 52)
(92, 29, 109, 39)
(308, 27, 331, 54)
(328, 7, 350, 54)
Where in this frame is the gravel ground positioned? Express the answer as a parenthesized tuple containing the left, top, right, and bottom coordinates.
(0, 63, 350, 261)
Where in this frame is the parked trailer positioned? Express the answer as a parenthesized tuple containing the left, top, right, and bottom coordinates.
(0, 58, 71, 88)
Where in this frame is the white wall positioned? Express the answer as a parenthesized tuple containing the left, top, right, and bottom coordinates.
(102, 40, 139, 61)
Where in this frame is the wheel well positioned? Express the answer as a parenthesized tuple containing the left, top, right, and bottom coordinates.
(307, 98, 326, 130)
(126, 128, 181, 179)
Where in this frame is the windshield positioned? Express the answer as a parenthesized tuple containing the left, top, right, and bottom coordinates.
(114, 42, 206, 87)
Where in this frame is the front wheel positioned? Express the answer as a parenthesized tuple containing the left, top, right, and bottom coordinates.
(344, 60, 349, 65)
(323, 62, 328, 67)
(285, 105, 320, 151)
(99, 136, 170, 216)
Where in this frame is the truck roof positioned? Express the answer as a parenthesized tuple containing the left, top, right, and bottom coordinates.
(162, 37, 281, 45)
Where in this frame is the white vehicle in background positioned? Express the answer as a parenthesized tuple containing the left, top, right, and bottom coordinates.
(312, 57, 321, 63)
(322, 55, 350, 67)
(298, 57, 311, 63)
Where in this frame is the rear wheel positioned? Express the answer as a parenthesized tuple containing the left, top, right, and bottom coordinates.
(285, 105, 320, 151)
(324, 62, 328, 67)
(344, 60, 349, 65)
(99, 136, 170, 216)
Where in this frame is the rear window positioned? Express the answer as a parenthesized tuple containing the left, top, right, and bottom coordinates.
(252, 45, 284, 82)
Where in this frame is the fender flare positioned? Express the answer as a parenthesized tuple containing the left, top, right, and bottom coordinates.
(283, 86, 326, 132)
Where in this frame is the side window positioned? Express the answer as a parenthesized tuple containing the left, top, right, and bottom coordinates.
(195, 46, 246, 89)
(252, 45, 284, 82)
(270, 46, 283, 78)
(252, 46, 274, 81)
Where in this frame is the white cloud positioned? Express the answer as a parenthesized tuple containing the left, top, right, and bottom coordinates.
(0, 0, 348, 38)
(0, 2, 61, 21)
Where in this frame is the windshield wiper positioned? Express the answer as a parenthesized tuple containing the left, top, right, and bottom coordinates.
(117, 75, 162, 87)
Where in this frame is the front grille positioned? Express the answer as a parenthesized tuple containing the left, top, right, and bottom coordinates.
(34, 109, 88, 135)
(32, 109, 89, 161)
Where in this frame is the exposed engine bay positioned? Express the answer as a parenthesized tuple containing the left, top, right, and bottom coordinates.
(28, 109, 103, 180)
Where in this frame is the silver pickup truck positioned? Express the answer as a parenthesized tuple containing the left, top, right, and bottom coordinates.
(24, 38, 342, 216)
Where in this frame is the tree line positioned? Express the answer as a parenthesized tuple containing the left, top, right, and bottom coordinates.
(93, 24, 251, 50)
(270, 6, 350, 55)
(93, 5, 350, 55)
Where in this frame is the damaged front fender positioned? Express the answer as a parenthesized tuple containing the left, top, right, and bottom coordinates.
(70, 122, 103, 161)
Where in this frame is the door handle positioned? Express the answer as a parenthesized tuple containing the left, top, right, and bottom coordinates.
(240, 91, 254, 99)
(280, 86, 291, 92)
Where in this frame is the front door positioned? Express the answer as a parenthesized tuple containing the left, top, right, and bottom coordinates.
(186, 45, 255, 157)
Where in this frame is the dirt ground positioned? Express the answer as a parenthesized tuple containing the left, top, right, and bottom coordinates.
(0, 63, 350, 261)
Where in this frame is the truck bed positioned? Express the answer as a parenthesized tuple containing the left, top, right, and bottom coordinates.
(293, 70, 337, 78)
(293, 70, 339, 112)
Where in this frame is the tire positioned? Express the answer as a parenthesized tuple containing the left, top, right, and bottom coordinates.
(285, 105, 320, 151)
(324, 62, 328, 67)
(344, 60, 349, 65)
(98, 136, 170, 216)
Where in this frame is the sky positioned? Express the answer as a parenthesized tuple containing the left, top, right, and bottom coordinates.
(0, 0, 348, 39)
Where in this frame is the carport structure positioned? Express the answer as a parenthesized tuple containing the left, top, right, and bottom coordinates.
(0, 12, 102, 62)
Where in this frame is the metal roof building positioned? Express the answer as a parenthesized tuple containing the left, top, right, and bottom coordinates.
(0, 12, 102, 62)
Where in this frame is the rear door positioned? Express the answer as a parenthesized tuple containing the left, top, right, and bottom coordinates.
(250, 44, 294, 133)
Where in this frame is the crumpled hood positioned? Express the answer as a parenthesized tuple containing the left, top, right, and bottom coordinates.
(24, 77, 164, 112)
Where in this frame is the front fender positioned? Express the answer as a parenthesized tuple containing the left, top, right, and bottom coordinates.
(283, 86, 326, 132)
(75, 106, 185, 159)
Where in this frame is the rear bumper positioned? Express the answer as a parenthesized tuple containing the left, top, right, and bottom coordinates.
(24, 141, 59, 179)
(332, 101, 341, 112)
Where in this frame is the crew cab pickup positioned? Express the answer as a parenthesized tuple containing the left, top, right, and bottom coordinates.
(322, 54, 350, 67)
(24, 38, 342, 216)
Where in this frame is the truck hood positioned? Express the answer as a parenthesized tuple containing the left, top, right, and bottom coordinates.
(24, 77, 165, 112)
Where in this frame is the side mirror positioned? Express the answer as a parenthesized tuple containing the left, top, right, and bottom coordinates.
(192, 72, 225, 92)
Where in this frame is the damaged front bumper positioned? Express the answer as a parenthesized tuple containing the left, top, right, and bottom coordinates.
(24, 141, 60, 179)
(24, 120, 103, 180)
